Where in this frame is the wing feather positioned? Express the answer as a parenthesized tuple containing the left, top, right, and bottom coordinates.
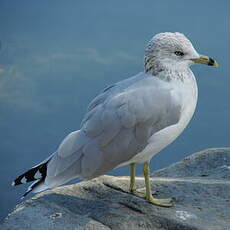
(46, 72, 182, 184)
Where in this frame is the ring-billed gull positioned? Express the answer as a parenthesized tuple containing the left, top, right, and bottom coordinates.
(13, 32, 218, 207)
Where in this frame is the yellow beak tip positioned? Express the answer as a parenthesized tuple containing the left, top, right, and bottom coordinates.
(213, 61, 219, 67)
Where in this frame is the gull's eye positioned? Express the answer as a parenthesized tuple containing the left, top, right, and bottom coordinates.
(174, 51, 184, 56)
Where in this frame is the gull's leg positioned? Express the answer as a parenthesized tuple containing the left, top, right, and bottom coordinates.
(129, 163, 145, 198)
(129, 163, 138, 193)
(143, 161, 173, 207)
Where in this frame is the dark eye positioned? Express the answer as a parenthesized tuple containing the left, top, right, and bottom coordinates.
(174, 51, 184, 56)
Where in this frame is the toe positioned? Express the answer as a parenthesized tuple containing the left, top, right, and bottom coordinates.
(148, 197, 174, 207)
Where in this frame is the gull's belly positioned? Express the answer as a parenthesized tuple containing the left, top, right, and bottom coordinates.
(135, 121, 188, 163)
(130, 86, 197, 164)
(131, 114, 193, 163)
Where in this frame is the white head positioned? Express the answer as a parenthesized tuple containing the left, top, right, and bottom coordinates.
(144, 32, 218, 75)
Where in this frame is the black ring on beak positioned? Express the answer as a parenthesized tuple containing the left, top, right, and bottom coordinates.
(208, 58, 215, 66)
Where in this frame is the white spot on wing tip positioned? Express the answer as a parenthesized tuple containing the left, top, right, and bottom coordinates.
(11, 181, 15, 186)
(21, 177, 27, 184)
(34, 171, 42, 179)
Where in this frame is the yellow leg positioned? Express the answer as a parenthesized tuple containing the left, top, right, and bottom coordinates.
(129, 163, 137, 193)
(143, 161, 173, 207)
(129, 163, 145, 198)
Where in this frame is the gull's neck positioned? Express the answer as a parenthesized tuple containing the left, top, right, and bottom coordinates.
(154, 67, 198, 112)
(154, 68, 196, 84)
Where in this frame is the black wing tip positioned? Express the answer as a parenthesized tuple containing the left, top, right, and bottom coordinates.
(12, 175, 27, 186)
(12, 178, 22, 186)
(12, 161, 48, 187)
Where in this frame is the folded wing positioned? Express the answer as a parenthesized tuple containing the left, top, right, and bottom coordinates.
(47, 73, 182, 183)
(14, 72, 182, 195)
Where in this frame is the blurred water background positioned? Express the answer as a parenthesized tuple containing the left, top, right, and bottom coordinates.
(0, 0, 229, 221)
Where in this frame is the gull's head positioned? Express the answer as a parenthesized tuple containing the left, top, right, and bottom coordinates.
(144, 32, 218, 75)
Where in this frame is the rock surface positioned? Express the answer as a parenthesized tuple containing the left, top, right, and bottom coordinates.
(1, 148, 230, 230)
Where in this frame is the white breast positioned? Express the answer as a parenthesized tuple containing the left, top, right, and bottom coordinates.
(125, 72, 198, 164)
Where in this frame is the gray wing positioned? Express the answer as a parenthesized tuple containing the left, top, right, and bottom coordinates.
(45, 73, 181, 187)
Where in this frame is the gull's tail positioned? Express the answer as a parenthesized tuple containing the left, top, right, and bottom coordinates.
(12, 153, 55, 198)
(12, 130, 85, 198)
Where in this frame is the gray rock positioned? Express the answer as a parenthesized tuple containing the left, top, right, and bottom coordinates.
(1, 148, 230, 230)
(153, 148, 230, 179)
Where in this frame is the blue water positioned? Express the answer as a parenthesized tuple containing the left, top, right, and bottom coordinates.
(1, 0, 230, 221)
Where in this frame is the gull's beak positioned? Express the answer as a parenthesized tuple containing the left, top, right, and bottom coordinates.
(191, 55, 219, 67)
